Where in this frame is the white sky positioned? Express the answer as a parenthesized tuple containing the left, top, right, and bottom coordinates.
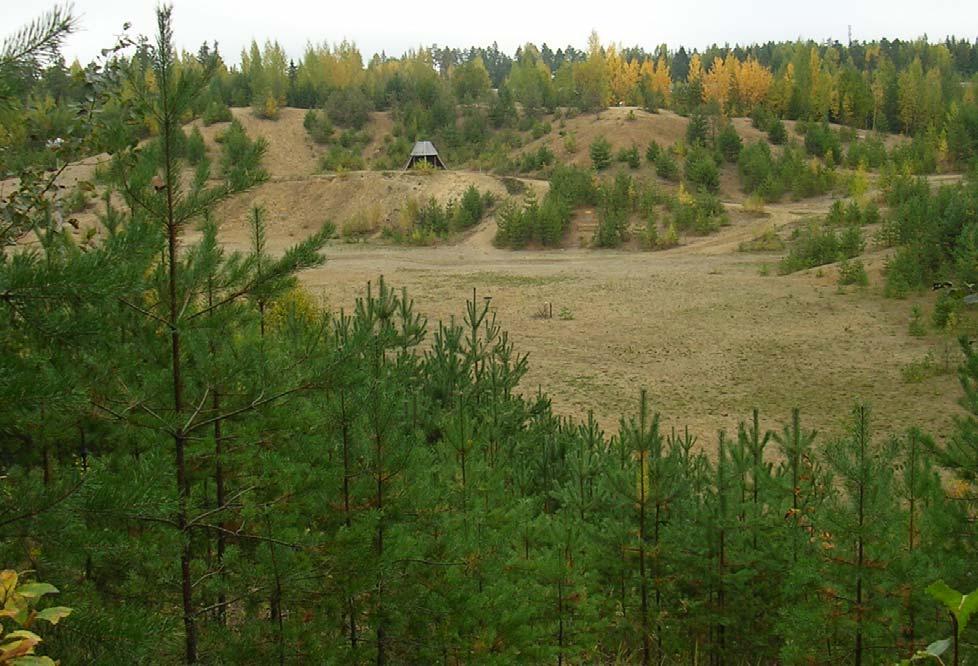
(5, 0, 978, 67)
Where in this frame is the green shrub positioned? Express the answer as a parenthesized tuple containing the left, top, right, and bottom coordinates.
(684, 147, 720, 193)
(530, 121, 552, 140)
(185, 126, 206, 165)
(750, 107, 773, 130)
(617, 143, 641, 169)
(452, 185, 486, 230)
(932, 292, 960, 330)
(827, 200, 847, 225)
(549, 165, 598, 206)
(845, 135, 888, 169)
(908, 305, 926, 336)
(837, 259, 869, 286)
(219, 119, 267, 188)
(645, 141, 661, 163)
(202, 99, 232, 126)
(324, 88, 372, 129)
(320, 145, 364, 172)
(780, 221, 863, 274)
(672, 189, 727, 236)
(593, 173, 635, 247)
(901, 352, 940, 383)
(590, 137, 612, 170)
(518, 146, 555, 173)
(654, 150, 679, 181)
(304, 109, 334, 144)
(495, 193, 571, 248)
(766, 118, 787, 145)
(738, 141, 775, 194)
(716, 123, 743, 163)
(883, 247, 926, 297)
(686, 109, 709, 146)
(61, 184, 91, 215)
(563, 134, 577, 154)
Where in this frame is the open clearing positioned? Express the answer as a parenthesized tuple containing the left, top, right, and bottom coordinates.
(28, 106, 959, 444)
(217, 202, 961, 445)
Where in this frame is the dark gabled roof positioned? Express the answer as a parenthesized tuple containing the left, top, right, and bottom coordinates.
(409, 140, 440, 157)
(403, 140, 447, 169)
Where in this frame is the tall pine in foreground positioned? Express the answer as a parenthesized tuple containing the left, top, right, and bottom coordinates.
(2, 7, 978, 664)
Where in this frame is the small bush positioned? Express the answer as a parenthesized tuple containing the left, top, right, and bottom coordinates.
(684, 147, 720, 193)
(901, 353, 940, 383)
(185, 126, 206, 165)
(254, 93, 280, 120)
(837, 259, 869, 286)
(654, 150, 679, 181)
(750, 107, 773, 130)
(738, 229, 784, 252)
(590, 137, 612, 170)
(742, 195, 768, 217)
(716, 123, 743, 163)
(219, 119, 267, 188)
(780, 221, 863, 274)
(304, 109, 334, 144)
(453, 185, 486, 230)
(672, 187, 727, 236)
(846, 135, 888, 169)
(803, 122, 842, 163)
(686, 110, 709, 146)
(933, 292, 960, 330)
(645, 141, 661, 163)
(617, 143, 641, 169)
(530, 121, 552, 140)
(61, 184, 91, 215)
(908, 305, 926, 336)
(320, 145, 365, 172)
(518, 146, 555, 173)
(341, 206, 382, 239)
(883, 247, 927, 298)
(767, 119, 788, 145)
(202, 100, 232, 126)
(325, 88, 372, 130)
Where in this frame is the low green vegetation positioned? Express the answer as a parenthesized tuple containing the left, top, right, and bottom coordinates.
(5, 7, 978, 665)
(386, 184, 493, 244)
(780, 219, 864, 273)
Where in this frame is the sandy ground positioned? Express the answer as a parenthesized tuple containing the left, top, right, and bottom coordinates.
(9, 106, 955, 446)
(213, 196, 963, 447)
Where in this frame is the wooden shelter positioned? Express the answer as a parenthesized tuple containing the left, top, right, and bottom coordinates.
(403, 141, 447, 170)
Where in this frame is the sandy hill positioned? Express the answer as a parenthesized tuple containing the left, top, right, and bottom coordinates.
(213, 170, 546, 250)
(11, 103, 909, 250)
(523, 107, 770, 167)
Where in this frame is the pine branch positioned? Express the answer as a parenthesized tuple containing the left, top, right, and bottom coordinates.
(0, 4, 77, 66)
(0, 478, 84, 528)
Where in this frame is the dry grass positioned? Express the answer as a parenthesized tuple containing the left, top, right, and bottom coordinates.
(210, 196, 963, 448)
(16, 105, 955, 451)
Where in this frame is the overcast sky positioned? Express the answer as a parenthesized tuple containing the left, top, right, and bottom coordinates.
(4, 0, 978, 67)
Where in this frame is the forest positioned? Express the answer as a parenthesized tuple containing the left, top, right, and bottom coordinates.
(2, 4, 978, 665)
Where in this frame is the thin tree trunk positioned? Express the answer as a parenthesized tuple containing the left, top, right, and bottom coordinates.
(161, 47, 196, 660)
(340, 391, 358, 652)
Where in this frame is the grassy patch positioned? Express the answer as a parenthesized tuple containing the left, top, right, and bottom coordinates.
(738, 229, 785, 253)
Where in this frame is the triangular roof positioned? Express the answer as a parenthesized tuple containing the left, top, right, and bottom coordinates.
(409, 141, 440, 157)
(403, 140, 447, 169)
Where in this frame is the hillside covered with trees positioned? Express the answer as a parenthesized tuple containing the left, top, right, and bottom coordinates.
(2, 5, 978, 665)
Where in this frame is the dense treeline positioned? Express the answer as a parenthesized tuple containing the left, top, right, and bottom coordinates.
(2, 8, 978, 664)
(5, 15, 978, 176)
